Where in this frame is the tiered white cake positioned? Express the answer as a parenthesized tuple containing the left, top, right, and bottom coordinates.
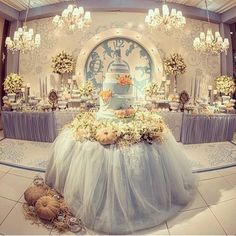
(97, 49, 134, 120)
(70, 89, 81, 101)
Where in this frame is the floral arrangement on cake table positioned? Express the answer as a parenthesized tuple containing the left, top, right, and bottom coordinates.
(51, 51, 74, 75)
(114, 108, 136, 118)
(78, 81, 96, 98)
(164, 53, 186, 93)
(116, 74, 132, 86)
(4, 73, 23, 94)
(99, 90, 112, 103)
(69, 110, 165, 147)
(215, 75, 235, 96)
(144, 82, 160, 99)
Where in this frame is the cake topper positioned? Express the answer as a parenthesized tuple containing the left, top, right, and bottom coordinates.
(114, 47, 121, 59)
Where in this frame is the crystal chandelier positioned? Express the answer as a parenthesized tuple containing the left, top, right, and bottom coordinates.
(193, 0, 229, 55)
(5, 0, 41, 54)
(145, 0, 186, 31)
(52, 3, 92, 31)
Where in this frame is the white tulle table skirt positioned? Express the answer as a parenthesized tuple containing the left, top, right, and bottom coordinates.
(46, 128, 195, 234)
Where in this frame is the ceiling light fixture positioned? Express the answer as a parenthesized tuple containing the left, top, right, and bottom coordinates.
(193, 0, 229, 55)
(5, 0, 41, 54)
(52, 1, 92, 31)
(145, 0, 186, 31)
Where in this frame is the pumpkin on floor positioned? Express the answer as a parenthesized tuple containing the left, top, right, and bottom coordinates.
(24, 186, 47, 206)
(35, 196, 60, 221)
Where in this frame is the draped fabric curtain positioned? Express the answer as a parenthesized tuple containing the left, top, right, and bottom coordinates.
(229, 23, 236, 108)
(0, 17, 4, 108)
(0, 18, 10, 129)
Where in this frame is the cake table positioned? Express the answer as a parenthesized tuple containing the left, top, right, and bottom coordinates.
(46, 48, 195, 234)
(46, 127, 195, 234)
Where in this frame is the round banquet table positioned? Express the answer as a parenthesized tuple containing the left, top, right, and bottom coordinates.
(46, 127, 196, 234)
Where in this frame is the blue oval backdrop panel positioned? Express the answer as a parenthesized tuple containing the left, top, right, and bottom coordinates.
(85, 37, 153, 98)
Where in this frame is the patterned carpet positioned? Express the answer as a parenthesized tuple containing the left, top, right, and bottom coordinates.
(180, 142, 236, 172)
(0, 139, 51, 172)
(0, 138, 235, 173)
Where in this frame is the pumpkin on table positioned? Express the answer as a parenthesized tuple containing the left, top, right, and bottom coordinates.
(95, 127, 118, 145)
(35, 196, 60, 221)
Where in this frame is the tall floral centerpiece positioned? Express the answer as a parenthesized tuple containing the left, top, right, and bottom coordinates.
(215, 75, 235, 104)
(51, 51, 74, 90)
(144, 82, 160, 99)
(4, 73, 24, 102)
(78, 81, 96, 99)
(4, 73, 23, 94)
(164, 53, 186, 94)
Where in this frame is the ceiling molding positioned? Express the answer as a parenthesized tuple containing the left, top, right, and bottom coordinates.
(18, 0, 221, 24)
(2, 0, 236, 13)
(3, 0, 236, 25)
(221, 6, 236, 24)
(0, 1, 19, 21)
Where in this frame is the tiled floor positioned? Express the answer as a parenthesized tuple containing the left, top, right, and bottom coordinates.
(0, 165, 236, 235)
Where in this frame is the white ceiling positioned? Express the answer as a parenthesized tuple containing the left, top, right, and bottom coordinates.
(0, 0, 63, 11)
(1, 0, 236, 13)
(168, 0, 236, 13)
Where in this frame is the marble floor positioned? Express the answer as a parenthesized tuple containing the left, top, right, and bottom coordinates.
(0, 130, 235, 235)
(0, 164, 236, 235)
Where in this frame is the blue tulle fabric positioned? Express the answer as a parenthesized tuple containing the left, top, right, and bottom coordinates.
(46, 128, 196, 234)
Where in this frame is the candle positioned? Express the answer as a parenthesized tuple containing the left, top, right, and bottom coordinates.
(166, 80, 171, 85)
(42, 79, 45, 98)
(27, 83, 30, 88)
(190, 77, 195, 98)
(25, 85, 29, 103)
(45, 76, 48, 96)
(208, 85, 213, 90)
(213, 89, 218, 95)
(195, 77, 200, 99)
(39, 78, 42, 98)
(162, 76, 166, 82)
(197, 78, 201, 98)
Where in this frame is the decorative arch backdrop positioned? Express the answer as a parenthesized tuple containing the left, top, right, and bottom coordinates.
(75, 28, 164, 97)
(19, 12, 220, 98)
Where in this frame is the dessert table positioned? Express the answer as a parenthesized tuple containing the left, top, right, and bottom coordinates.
(159, 112, 183, 142)
(2, 110, 236, 144)
(181, 113, 236, 144)
(1, 111, 56, 142)
(53, 111, 78, 135)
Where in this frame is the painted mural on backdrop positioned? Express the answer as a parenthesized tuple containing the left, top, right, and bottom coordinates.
(85, 37, 153, 97)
